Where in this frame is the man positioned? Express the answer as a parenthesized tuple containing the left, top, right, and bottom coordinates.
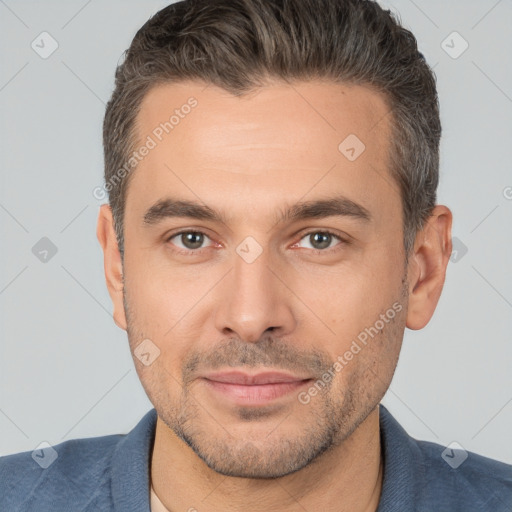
(1, 0, 511, 510)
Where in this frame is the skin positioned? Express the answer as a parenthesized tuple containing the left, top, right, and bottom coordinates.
(97, 80, 452, 512)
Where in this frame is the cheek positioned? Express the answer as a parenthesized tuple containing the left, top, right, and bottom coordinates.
(293, 253, 404, 362)
(123, 252, 186, 328)
(122, 270, 184, 369)
(300, 266, 396, 329)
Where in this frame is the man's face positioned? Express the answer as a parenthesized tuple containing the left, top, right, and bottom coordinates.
(120, 80, 409, 478)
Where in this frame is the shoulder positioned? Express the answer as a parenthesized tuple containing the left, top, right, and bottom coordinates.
(414, 437, 512, 510)
(378, 405, 512, 511)
(0, 433, 124, 511)
(0, 409, 157, 512)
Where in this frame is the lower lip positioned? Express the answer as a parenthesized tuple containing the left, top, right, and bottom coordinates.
(202, 379, 311, 405)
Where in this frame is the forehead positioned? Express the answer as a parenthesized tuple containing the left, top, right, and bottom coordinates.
(136, 79, 391, 160)
(127, 79, 398, 224)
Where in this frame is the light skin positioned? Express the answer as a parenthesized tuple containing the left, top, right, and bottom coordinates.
(97, 80, 452, 512)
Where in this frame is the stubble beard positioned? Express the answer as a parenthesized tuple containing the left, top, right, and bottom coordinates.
(122, 274, 408, 479)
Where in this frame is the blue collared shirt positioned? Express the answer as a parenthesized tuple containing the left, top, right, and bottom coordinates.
(1, 405, 511, 511)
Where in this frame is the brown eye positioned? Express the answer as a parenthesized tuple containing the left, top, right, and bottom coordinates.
(168, 231, 211, 251)
(297, 231, 343, 251)
(309, 232, 333, 250)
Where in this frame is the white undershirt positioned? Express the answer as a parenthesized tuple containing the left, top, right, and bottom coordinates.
(150, 485, 171, 512)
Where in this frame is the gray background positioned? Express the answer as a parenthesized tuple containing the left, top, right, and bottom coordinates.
(1, 0, 511, 465)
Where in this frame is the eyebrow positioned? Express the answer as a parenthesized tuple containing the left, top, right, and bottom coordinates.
(142, 195, 372, 227)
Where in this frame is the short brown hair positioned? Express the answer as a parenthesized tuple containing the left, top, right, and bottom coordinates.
(103, 0, 441, 258)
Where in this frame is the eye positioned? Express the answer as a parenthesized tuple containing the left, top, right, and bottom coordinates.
(167, 231, 214, 251)
(295, 230, 347, 252)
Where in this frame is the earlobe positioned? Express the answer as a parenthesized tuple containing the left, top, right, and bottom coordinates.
(406, 205, 453, 330)
(96, 204, 127, 331)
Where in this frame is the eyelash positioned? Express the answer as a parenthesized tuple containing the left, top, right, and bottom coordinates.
(293, 229, 350, 254)
(165, 229, 349, 256)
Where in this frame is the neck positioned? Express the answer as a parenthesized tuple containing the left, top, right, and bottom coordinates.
(151, 405, 383, 512)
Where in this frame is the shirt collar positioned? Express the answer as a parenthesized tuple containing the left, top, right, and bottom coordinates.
(109, 405, 417, 512)
(377, 403, 418, 511)
(111, 408, 157, 512)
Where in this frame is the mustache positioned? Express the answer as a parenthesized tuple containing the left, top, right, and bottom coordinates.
(181, 334, 334, 384)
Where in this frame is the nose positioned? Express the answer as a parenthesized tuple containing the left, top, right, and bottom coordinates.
(213, 245, 297, 343)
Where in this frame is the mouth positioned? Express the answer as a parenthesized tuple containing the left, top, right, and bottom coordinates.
(200, 370, 313, 406)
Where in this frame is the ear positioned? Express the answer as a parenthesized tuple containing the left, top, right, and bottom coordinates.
(406, 205, 453, 330)
(96, 204, 127, 330)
